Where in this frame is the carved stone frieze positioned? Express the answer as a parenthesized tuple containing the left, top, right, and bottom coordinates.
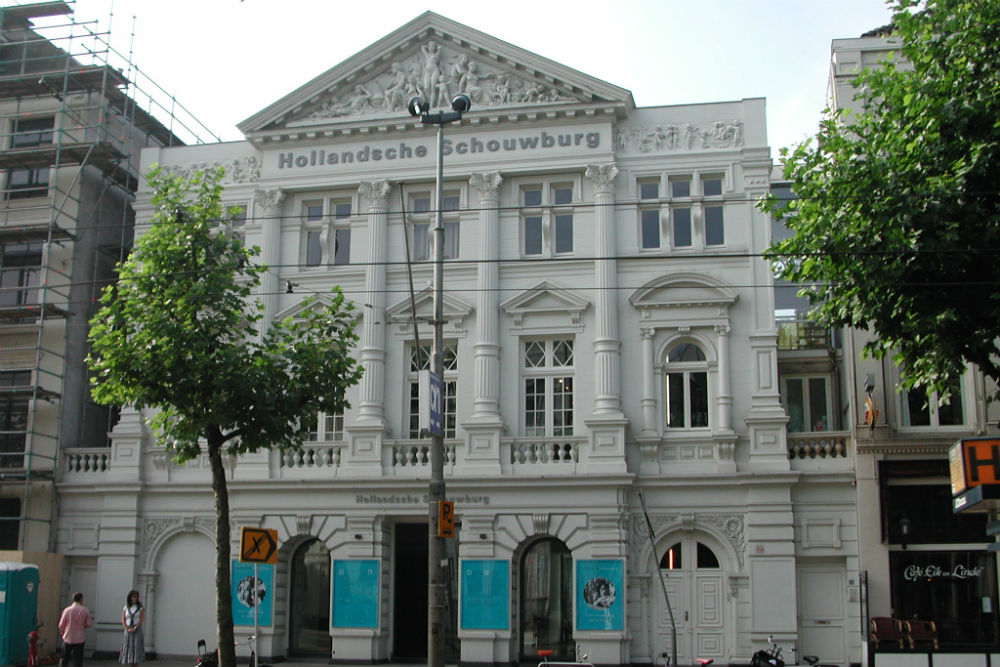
(298, 42, 587, 124)
(627, 512, 745, 569)
(161, 157, 261, 184)
(615, 121, 744, 153)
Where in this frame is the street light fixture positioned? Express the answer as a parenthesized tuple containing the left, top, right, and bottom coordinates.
(408, 92, 471, 667)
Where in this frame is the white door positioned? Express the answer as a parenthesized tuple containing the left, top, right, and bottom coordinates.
(796, 562, 848, 665)
(654, 538, 727, 665)
(154, 531, 216, 657)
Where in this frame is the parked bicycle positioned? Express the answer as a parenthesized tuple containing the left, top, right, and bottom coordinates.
(537, 644, 593, 667)
(196, 634, 262, 667)
(750, 635, 786, 667)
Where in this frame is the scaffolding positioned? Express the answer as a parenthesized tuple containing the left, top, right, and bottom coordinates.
(0, 0, 219, 550)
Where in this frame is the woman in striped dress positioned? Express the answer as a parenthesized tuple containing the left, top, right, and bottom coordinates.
(118, 590, 144, 667)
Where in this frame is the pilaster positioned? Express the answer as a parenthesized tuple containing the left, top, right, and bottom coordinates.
(254, 188, 285, 336)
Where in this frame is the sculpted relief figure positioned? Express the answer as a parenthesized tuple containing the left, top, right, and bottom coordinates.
(615, 120, 745, 153)
(304, 42, 590, 121)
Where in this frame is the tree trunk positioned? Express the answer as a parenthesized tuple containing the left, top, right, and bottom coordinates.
(208, 427, 236, 667)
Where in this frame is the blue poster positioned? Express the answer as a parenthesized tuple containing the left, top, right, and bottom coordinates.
(332, 559, 379, 628)
(575, 559, 623, 631)
(460, 560, 509, 630)
(230, 561, 273, 627)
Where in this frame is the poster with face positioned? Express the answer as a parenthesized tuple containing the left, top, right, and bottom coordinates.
(230, 561, 274, 626)
(575, 559, 624, 631)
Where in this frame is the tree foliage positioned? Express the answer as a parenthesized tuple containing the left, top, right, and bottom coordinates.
(87, 166, 362, 667)
(761, 0, 1000, 398)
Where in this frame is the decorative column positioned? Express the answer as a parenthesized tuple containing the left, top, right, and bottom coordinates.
(460, 171, 503, 475)
(637, 327, 660, 475)
(582, 163, 626, 474)
(254, 188, 285, 335)
(716, 324, 734, 434)
(343, 180, 392, 477)
(585, 163, 623, 416)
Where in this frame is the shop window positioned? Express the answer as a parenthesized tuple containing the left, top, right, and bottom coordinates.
(408, 342, 457, 439)
(664, 343, 708, 429)
(523, 338, 574, 437)
(780, 376, 831, 432)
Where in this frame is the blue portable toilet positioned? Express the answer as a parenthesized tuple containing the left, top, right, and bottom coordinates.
(0, 563, 39, 666)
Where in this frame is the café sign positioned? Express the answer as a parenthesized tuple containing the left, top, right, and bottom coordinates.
(904, 563, 985, 582)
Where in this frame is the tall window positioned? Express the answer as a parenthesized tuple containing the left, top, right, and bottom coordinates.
(669, 176, 693, 248)
(331, 197, 352, 265)
(408, 342, 457, 438)
(638, 179, 662, 250)
(664, 342, 708, 429)
(6, 117, 53, 200)
(0, 371, 30, 468)
(901, 380, 965, 427)
(523, 339, 574, 437)
(521, 183, 574, 257)
(702, 174, 726, 246)
(0, 498, 19, 549)
(0, 242, 41, 308)
(302, 202, 324, 267)
(225, 203, 248, 245)
(781, 376, 831, 432)
(409, 191, 460, 261)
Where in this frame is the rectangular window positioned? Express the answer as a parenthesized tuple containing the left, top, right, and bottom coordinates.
(408, 343, 458, 439)
(522, 339, 574, 436)
(7, 117, 53, 201)
(410, 191, 460, 261)
(333, 228, 351, 265)
(521, 183, 574, 257)
(0, 242, 41, 307)
(225, 203, 248, 245)
(781, 376, 830, 432)
(303, 202, 324, 267)
(702, 175, 725, 246)
(670, 177, 691, 198)
(902, 380, 965, 427)
(305, 230, 322, 266)
(0, 371, 30, 468)
(639, 179, 661, 250)
(307, 411, 344, 442)
(673, 208, 692, 247)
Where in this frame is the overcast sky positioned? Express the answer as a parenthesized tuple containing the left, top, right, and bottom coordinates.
(27, 0, 894, 154)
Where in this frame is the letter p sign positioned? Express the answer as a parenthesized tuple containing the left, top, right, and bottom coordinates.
(438, 500, 454, 538)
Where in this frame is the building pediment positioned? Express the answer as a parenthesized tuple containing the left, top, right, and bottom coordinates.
(238, 12, 634, 141)
(501, 281, 590, 326)
(629, 273, 738, 312)
(386, 287, 473, 330)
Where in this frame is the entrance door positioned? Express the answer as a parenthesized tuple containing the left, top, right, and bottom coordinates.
(520, 539, 573, 661)
(796, 562, 847, 665)
(654, 538, 726, 665)
(289, 538, 332, 656)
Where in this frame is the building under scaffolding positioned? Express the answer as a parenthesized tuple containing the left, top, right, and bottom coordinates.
(0, 0, 216, 581)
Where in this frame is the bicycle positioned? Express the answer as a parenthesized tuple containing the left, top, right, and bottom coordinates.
(196, 634, 264, 667)
(537, 643, 593, 667)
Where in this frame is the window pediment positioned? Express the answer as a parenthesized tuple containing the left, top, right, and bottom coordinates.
(629, 273, 738, 313)
(501, 281, 590, 327)
(386, 287, 473, 331)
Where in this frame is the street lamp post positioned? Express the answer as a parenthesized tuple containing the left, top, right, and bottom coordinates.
(408, 92, 471, 667)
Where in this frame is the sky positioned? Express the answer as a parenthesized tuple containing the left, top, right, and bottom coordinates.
(25, 0, 895, 154)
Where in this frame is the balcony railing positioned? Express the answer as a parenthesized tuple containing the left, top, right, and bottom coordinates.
(787, 431, 850, 460)
(776, 317, 831, 351)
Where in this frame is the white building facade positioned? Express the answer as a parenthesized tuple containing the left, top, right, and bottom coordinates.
(55, 13, 861, 666)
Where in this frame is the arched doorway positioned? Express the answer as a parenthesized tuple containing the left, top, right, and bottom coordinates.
(519, 538, 573, 661)
(288, 538, 331, 657)
(653, 534, 728, 665)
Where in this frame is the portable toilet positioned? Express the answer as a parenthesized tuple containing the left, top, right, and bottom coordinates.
(0, 563, 39, 666)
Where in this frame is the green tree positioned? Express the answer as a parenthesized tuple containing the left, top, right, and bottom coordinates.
(87, 166, 362, 667)
(761, 0, 1000, 399)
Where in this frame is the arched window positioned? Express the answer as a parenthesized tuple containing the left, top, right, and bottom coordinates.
(665, 343, 708, 428)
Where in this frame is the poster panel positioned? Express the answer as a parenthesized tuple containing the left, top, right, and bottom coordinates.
(575, 559, 624, 631)
(331, 559, 379, 628)
(230, 560, 273, 626)
(460, 560, 509, 630)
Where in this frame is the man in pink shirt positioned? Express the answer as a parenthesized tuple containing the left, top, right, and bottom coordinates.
(58, 592, 91, 667)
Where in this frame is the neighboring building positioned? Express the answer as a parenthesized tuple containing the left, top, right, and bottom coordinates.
(773, 32, 1000, 664)
(0, 0, 214, 652)
(56, 12, 861, 666)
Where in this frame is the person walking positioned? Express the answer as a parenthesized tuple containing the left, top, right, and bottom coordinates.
(118, 590, 144, 667)
(58, 592, 91, 667)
